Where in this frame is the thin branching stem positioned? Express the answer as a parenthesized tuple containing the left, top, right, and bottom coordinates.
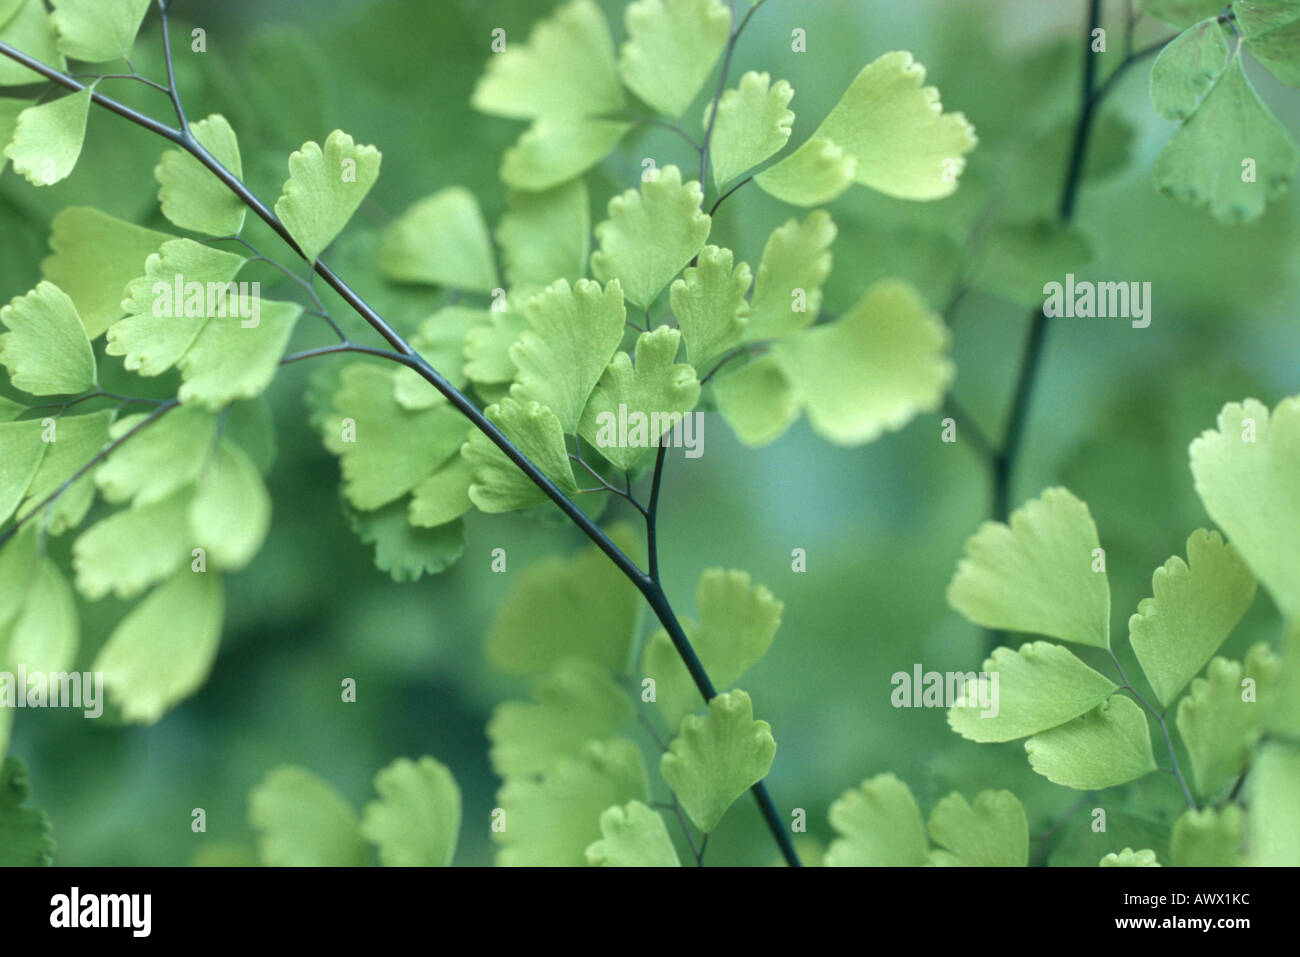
(992, 3, 1173, 524)
(0, 400, 180, 548)
(632, 115, 702, 153)
(70, 70, 169, 94)
(20, 390, 165, 417)
(698, 0, 768, 202)
(569, 453, 647, 515)
(0, 13, 802, 866)
(709, 175, 752, 216)
(156, 0, 188, 133)
(642, 437, 801, 865)
(1108, 650, 1196, 809)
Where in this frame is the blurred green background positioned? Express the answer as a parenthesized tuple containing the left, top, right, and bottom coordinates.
(2, 0, 1297, 865)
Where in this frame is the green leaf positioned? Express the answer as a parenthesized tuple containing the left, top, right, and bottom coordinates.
(464, 309, 528, 385)
(463, 398, 578, 513)
(642, 568, 782, 727)
(1247, 741, 1300, 865)
(1150, 18, 1231, 121)
(927, 790, 1028, 866)
(360, 756, 461, 867)
(0, 1, 66, 88)
(176, 301, 303, 409)
(509, 278, 626, 433)
(107, 239, 249, 376)
(485, 523, 641, 674)
(408, 452, 475, 529)
(0, 96, 26, 174)
(753, 136, 857, 206)
(660, 690, 776, 833)
(321, 363, 466, 510)
(1025, 695, 1157, 790)
(578, 326, 701, 470)
(745, 211, 835, 340)
(585, 801, 680, 866)
(188, 440, 270, 571)
(41, 207, 172, 339)
(823, 773, 930, 866)
(379, 188, 498, 294)
(72, 487, 192, 599)
(1100, 847, 1161, 866)
(773, 279, 953, 446)
(3, 88, 91, 186)
(5, 558, 78, 675)
(792, 51, 977, 201)
(471, 0, 624, 119)
(1235, 0, 1300, 86)
(713, 355, 800, 448)
(500, 116, 631, 192)
(1130, 529, 1257, 706)
(0, 419, 45, 525)
(495, 738, 647, 866)
(93, 570, 224, 723)
(1154, 52, 1299, 222)
(1171, 805, 1245, 866)
(393, 308, 483, 409)
(344, 499, 465, 582)
(1269, 622, 1300, 735)
(95, 404, 216, 506)
(1190, 397, 1300, 619)
(488, 660, 634, 778)
(0, 524, 37, 630)
(49, 0, 150, 63)
(971, 220, 1094, 306)
(498, 180, 590, 292)
(0, 281, 96, 395)
(249, 766, 368, 867)
(155, 114, 246, 236)
(1139, 0, 1225, 27)
(618, 0, 730, 118)
(1176, 644, 1281, 796)
(669, 245, 750, 370)
(17, 408, 112, 533)
(0, 757, 54, 866)
(947, 487, 1111, 649)
(705, 71, 795, 187)
(948, 641, 1118, 743)
(274, 130, 382, 263)
(590, 165, 711, 309)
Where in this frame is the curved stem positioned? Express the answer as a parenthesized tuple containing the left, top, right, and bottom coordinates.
(0, 24, 801, 865)
(991, 3, 1174, 524)
(0, 37, 650, 591)
(642, 438, 801, 866)
(156, 0, 188, 133)
(698, 0, 767, 201)
(1108, 651, 1195, 809)
(709, 175, 752, 216)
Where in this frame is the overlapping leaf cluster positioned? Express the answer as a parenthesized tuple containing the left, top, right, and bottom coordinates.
(0, 3, 404, 785)
(481, 531, 784, 866)
(1144, 0, 1300, 221)
(925, 395, 1300, 865)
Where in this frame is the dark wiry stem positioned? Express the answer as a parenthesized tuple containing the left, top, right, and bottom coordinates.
(0, 18, 801, 866)
(698, 0, 768, 202)
(0, 400, 179, 548)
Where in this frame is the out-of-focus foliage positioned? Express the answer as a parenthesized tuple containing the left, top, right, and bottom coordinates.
(0, 0, 1296, 867)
